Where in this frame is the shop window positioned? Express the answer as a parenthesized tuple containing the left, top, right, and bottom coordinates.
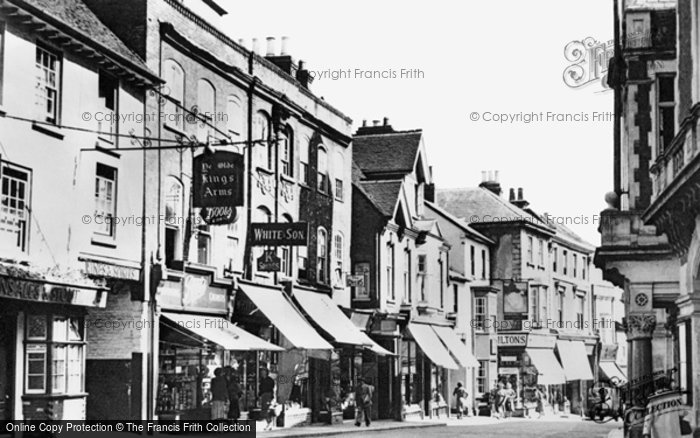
(94, 163, 117, 238)
(0, 162, 31, 256)
(163, 59, 185, 128)
(474, 297, 486, 331)
(36, 45, 61, 124)
(317, 227, 328, 283)
(25, 315, 84, 395)
(354, 263, 370, 299)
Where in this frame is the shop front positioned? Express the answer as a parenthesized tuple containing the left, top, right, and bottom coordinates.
(555, 340, 594, 415)
(432, 325, 480, 417)
(497, 332, 566, 417)
(233, 280, 332, 428)
(0, 262, 108, 421)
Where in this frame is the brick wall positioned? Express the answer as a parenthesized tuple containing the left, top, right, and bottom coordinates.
(86, 290, 147, 360)
(351, 186, 383, 309)
(678, 0, 693, 121)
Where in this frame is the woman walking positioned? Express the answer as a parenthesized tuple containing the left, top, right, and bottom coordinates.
(453, 382, 468, 419)
(535, 386, 546, 419)
(210, 368, 229, 421)
(504, 382, 516, 419)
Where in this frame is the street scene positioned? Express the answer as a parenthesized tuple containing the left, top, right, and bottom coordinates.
(0, 0, 695, 437)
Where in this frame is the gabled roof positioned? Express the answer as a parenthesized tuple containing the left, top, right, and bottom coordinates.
(8, 0, 154, 77)
(425, 201, 494, 245)
(353, 130, 422, 176)
(358, 180, 403, 218)
(436, 187, 543, 226)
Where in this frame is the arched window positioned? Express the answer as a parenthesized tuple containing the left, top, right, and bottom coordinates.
(300, 136, 310, 184)
(164, 176, 184, 265)
(317, 146, 328, 194)
(163, 60, 185, 128)
(334, 232, 344, 286)
(253, 111, 271, 168)
(197, 79, 215, 141)
(226, 95, 243, 139)
(280, 126, 294, 178)
(333, 150, 344, 202)
(317, 227, 328, 283)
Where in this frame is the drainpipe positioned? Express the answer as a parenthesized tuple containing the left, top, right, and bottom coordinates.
(244, 51, 256, 281)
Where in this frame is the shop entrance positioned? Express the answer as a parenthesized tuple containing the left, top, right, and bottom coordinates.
(0, 315, 15, 420)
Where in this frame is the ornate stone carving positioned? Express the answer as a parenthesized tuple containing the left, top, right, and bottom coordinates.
(257, 170, 273, 195)
(626, 314, 657, 339)
(280, 179, 295, 203)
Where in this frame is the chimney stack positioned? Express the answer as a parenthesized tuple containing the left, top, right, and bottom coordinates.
(383, 117, 390, 126)
(266, 37, 276, 56)
(362, 119, 367, 127)
(511, 187, 530, 209)
(280, 36, 289, 56)
(479, 170, 502, 196)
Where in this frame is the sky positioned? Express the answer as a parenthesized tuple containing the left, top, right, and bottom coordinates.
(221, 0, 614, 246)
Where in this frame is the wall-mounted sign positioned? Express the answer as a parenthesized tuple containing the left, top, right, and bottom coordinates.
(503, 280, 528, 320)
(193, 151, 244, 225)
(84, 260, 140, 281)
(0, 275, 106, 308)
(497, 334, 527, 347)
(250, 222, 309, 246)
(158, 274, 228, 314)
(257, 250, 281, 272)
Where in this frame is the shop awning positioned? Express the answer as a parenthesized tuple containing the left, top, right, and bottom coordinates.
(599, 361, 627, 384)
(431, 325, 479, 368)
(238, 283, 332, 350)
(293, 289, 393, 356)
(407, 323, 459, 369)
(525, 348, 566, 385)
(556, 340, 594, 381)
(161, 313, 283, 351)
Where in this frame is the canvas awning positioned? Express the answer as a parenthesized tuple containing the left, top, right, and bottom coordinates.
(526, 348, 567, 385)
(431, 325, 479, 368)
(161, 313, 283, 351)
(238, 283, 332, 350)
(293, 289, 393, 355)
(407, 323, 458, 369)
(599, 361, 627, 384)
(556, 340, 594, 381)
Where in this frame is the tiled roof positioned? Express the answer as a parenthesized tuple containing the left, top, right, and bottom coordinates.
(425, 201, 494, 244)
(10, 0, 150, 72)
(353, 130, 422, 176)
(436, 187, 541, 224)
(358, 180, 403, 217)
(549, 221, 596, 252)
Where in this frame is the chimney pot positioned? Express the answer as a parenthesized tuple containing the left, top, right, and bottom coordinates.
(362, 119, 367, 127)
(373, 120, 380, 127)
(266, 37, 276, 56)
(252, 38, 259, 54)
(383, 117, 389, 126)
(281, 36, 289, 56)
(518, 188, 524, 200)
(481, 171, 487, 182)
(488, 171, 493, 181)
(509, 188, 516, 201)
(495, 170, 500, 183)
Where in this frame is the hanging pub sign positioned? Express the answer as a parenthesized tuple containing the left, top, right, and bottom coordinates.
(193, 150, 244, 225)
(503, 280, 529, 320)
(250, 222, 309, 246)
(257, 250, 281, 272)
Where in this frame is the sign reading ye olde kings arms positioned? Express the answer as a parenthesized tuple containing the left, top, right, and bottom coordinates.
(193, 151, 244, 225)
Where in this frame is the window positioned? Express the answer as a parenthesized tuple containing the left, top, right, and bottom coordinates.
(677, 321, 693, 405)
(657, 75, 675, 155)
(417, 254, 427, 301)
(477, 361, 488, 394)
(226, 95, 243, 138)
(576, 296, 584, 328)
(164, 177, 183, 266)
(334, 233, 343, 286)
(254, 206, 272, 274)
(386, 242, 395, 300)
(530, 287, 539, 321)
(163, 59, 185, 128)
(481, 249, 487, 279)
(25, 315, 84, 395)
(36, 45, 61, 124)
(403, 250, 411, 303)
(97, 71, 118, 142)
(94, 163, 117, 237)
(196, 225, 211, 265)
(541, 288, 548, 322)
(582, 257, 587, 280)
(558, 288, 565, 323)
(439, 258, 444, 309)
(317, 227, 328, 284)
(0, 162, 30, 255)
(354, 263, 370, 299)
(317, 146, 328, 194)
(280, 215, 293, 277)
(415, 183, 425, 217)
(253, 112, 271, 168)
(553, 247, 558, 272)
(599, 314, 613, 343)
(196, 79, 215, 141)
(563, 250, 568, 275)
(297, 246, 308, 279)
(300, 137, 310, 185)
(281, 127, 294, 178)
(225, 222, 239, 273)
(334, 151, 344, 201)
(573, 254, 578, 278)
(470, 245, 475, 277)
(527, 236, 533, 264)
(0, 21, 4, 105)
(453, 284, 458, 313)
(474, 297, 486, 331)
(538, 239, 544, 266)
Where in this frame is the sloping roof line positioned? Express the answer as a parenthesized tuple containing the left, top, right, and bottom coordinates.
(425, 201, 494, 245)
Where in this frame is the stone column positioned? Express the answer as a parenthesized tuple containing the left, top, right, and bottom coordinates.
(625, 313, 656, 438)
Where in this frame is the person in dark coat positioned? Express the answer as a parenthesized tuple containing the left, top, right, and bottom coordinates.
(210, 368, 229, 420)
(259, 369, 276, 431)
(354, 378, 374, 427)
(224, 366, 241, 421)
(453, 382, 468, 419)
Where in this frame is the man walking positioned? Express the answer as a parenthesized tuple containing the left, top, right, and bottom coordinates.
(355, 378, 374, 427)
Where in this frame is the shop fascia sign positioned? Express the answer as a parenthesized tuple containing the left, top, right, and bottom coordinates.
(0, 275, 106, 307)
(249, 222, 309, 246)
(497, 334, 527, 347)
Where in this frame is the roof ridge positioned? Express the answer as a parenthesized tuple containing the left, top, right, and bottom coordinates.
(354, 129, 423, 138)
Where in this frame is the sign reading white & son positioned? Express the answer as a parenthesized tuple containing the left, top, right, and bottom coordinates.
(250, 222, 309, 246)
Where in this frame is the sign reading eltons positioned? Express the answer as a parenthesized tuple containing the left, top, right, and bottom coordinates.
(0, 275, 106, 307)
(193, 151, 244, 225)
(250, 222, 309, 246)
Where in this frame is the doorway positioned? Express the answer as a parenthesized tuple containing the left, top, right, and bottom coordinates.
(0, 314, 16, 420)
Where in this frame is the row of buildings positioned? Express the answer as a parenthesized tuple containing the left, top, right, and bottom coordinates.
(0, 0, 625, 426)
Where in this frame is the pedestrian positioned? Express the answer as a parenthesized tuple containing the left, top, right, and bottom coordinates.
(259, 368, 276, 430)
(453, 382, 468, 419)
(535, 386, 546, 419)
(224, 366, 242, 421)
(210, 368, 229, 420)
(354, 378, 374, 427)
(504, 382, 516, 419)
(489, 382, 499, 418)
